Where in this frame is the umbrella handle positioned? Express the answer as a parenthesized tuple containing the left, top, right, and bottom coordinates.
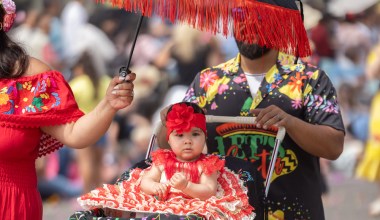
(120, 15, 144, 78)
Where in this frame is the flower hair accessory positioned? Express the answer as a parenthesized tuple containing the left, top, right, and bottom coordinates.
(1, 0, 16, 32)
(166, 103, 206, 140)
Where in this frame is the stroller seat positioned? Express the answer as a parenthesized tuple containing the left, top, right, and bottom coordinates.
(70, 115, 285, 219)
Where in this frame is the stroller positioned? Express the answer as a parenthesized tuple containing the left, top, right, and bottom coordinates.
(69, 115, 286, 220)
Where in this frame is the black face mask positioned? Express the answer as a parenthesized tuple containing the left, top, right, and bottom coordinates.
(235, 40, 271, 60)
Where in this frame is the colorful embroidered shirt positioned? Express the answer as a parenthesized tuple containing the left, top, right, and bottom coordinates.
(184, 53, 345, 220)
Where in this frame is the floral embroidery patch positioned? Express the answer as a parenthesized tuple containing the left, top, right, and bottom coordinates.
(0, 74, 61, 115)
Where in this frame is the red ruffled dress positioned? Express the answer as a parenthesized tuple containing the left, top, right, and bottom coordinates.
(78, 149, 255, 219)
(0, 71, 84, 220)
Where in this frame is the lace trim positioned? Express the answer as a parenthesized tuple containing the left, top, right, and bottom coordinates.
(0, 111, 83, 128)
(39, 133, 62, 157)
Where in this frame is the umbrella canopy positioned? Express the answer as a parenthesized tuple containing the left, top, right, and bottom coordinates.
(99, 0, 311, 58)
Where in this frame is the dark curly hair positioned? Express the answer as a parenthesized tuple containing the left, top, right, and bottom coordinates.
(0, 7, 29, 78)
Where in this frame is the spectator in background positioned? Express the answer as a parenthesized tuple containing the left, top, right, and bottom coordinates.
(68, 51, 112, 193)
(43, 0, 65, 63)
(154, 25, 223, 86)
(310, 13, 337, 61)
(61, 0, 116, 78)
(37, 152, 82, 201)
(9, 8, 39, 52)
(356, 42, 380, 217)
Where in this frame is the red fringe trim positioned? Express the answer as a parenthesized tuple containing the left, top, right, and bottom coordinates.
(98, 0, 311, 57)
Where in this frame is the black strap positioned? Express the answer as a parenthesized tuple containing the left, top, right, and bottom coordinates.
(294, 0, 304, 63)
(297, 0, 305, 22)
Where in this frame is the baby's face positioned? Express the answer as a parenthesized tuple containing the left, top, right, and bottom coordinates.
(168, 127, 206, 162)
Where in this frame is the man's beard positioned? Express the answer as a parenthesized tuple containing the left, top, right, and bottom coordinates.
(235, 40, 271, 60)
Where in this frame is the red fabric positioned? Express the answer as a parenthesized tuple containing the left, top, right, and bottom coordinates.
(0, 70, 84, 220)
(166, 103, 206, 140)
(100, 0, 311, 57)
(151, 149, 224, 183)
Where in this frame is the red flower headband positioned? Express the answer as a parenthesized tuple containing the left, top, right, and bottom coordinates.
(1, 0, 16, 32)
(166, 103, 206, 140)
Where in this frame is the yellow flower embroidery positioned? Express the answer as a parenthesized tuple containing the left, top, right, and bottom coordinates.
(23, 97, 28, 102)
(1, 87, 8, 93)
(0, 93, 9, 105)
(23, 81, 32, 90)
(40, 93, 50, 99)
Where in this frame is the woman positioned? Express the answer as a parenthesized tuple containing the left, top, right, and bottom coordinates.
(69, 51, 112, 193)
(0, 1, 136, 219)
(356, 43, 380, 217)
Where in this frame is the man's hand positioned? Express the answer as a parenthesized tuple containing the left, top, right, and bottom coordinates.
(251, 105, 294, 130)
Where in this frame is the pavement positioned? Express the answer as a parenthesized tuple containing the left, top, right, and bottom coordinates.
(324, 172, 379, 220)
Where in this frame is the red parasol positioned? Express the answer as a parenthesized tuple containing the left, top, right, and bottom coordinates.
(99, 0, 311, 75)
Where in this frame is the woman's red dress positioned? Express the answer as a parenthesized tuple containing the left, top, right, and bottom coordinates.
(0, 71, 84, 220)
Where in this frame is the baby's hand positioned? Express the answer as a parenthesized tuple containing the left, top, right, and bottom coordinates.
(169, 173, 188, 191)
(152, 183, 169, 200)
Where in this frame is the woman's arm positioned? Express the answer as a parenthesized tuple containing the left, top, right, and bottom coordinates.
(41, 74, 136, 148)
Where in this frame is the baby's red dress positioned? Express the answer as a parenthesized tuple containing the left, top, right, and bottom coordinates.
(78, 149, 256, 219)
(0, 71, 84, 220)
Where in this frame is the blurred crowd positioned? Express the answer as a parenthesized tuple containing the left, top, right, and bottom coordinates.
(10, 0, 380, 212)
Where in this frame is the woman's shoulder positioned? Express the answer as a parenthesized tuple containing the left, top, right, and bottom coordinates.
(9, 57, 64, 81)
(24, 57, 52, 76)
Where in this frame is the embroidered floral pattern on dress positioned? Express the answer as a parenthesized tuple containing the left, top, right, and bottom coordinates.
(0, 74, 61, 114)
(0, 71, 84, 157)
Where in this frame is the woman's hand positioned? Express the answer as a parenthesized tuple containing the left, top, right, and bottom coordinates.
(106, 72, 136, 110)
(169, 172, 188, 191)
(251, 105, 294, 130)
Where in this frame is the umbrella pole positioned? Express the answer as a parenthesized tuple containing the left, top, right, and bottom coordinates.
(119, 15, 144, 77)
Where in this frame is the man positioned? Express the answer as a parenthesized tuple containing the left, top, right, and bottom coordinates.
(179, 38, 345, 219)
(160, 1, 345, 219)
